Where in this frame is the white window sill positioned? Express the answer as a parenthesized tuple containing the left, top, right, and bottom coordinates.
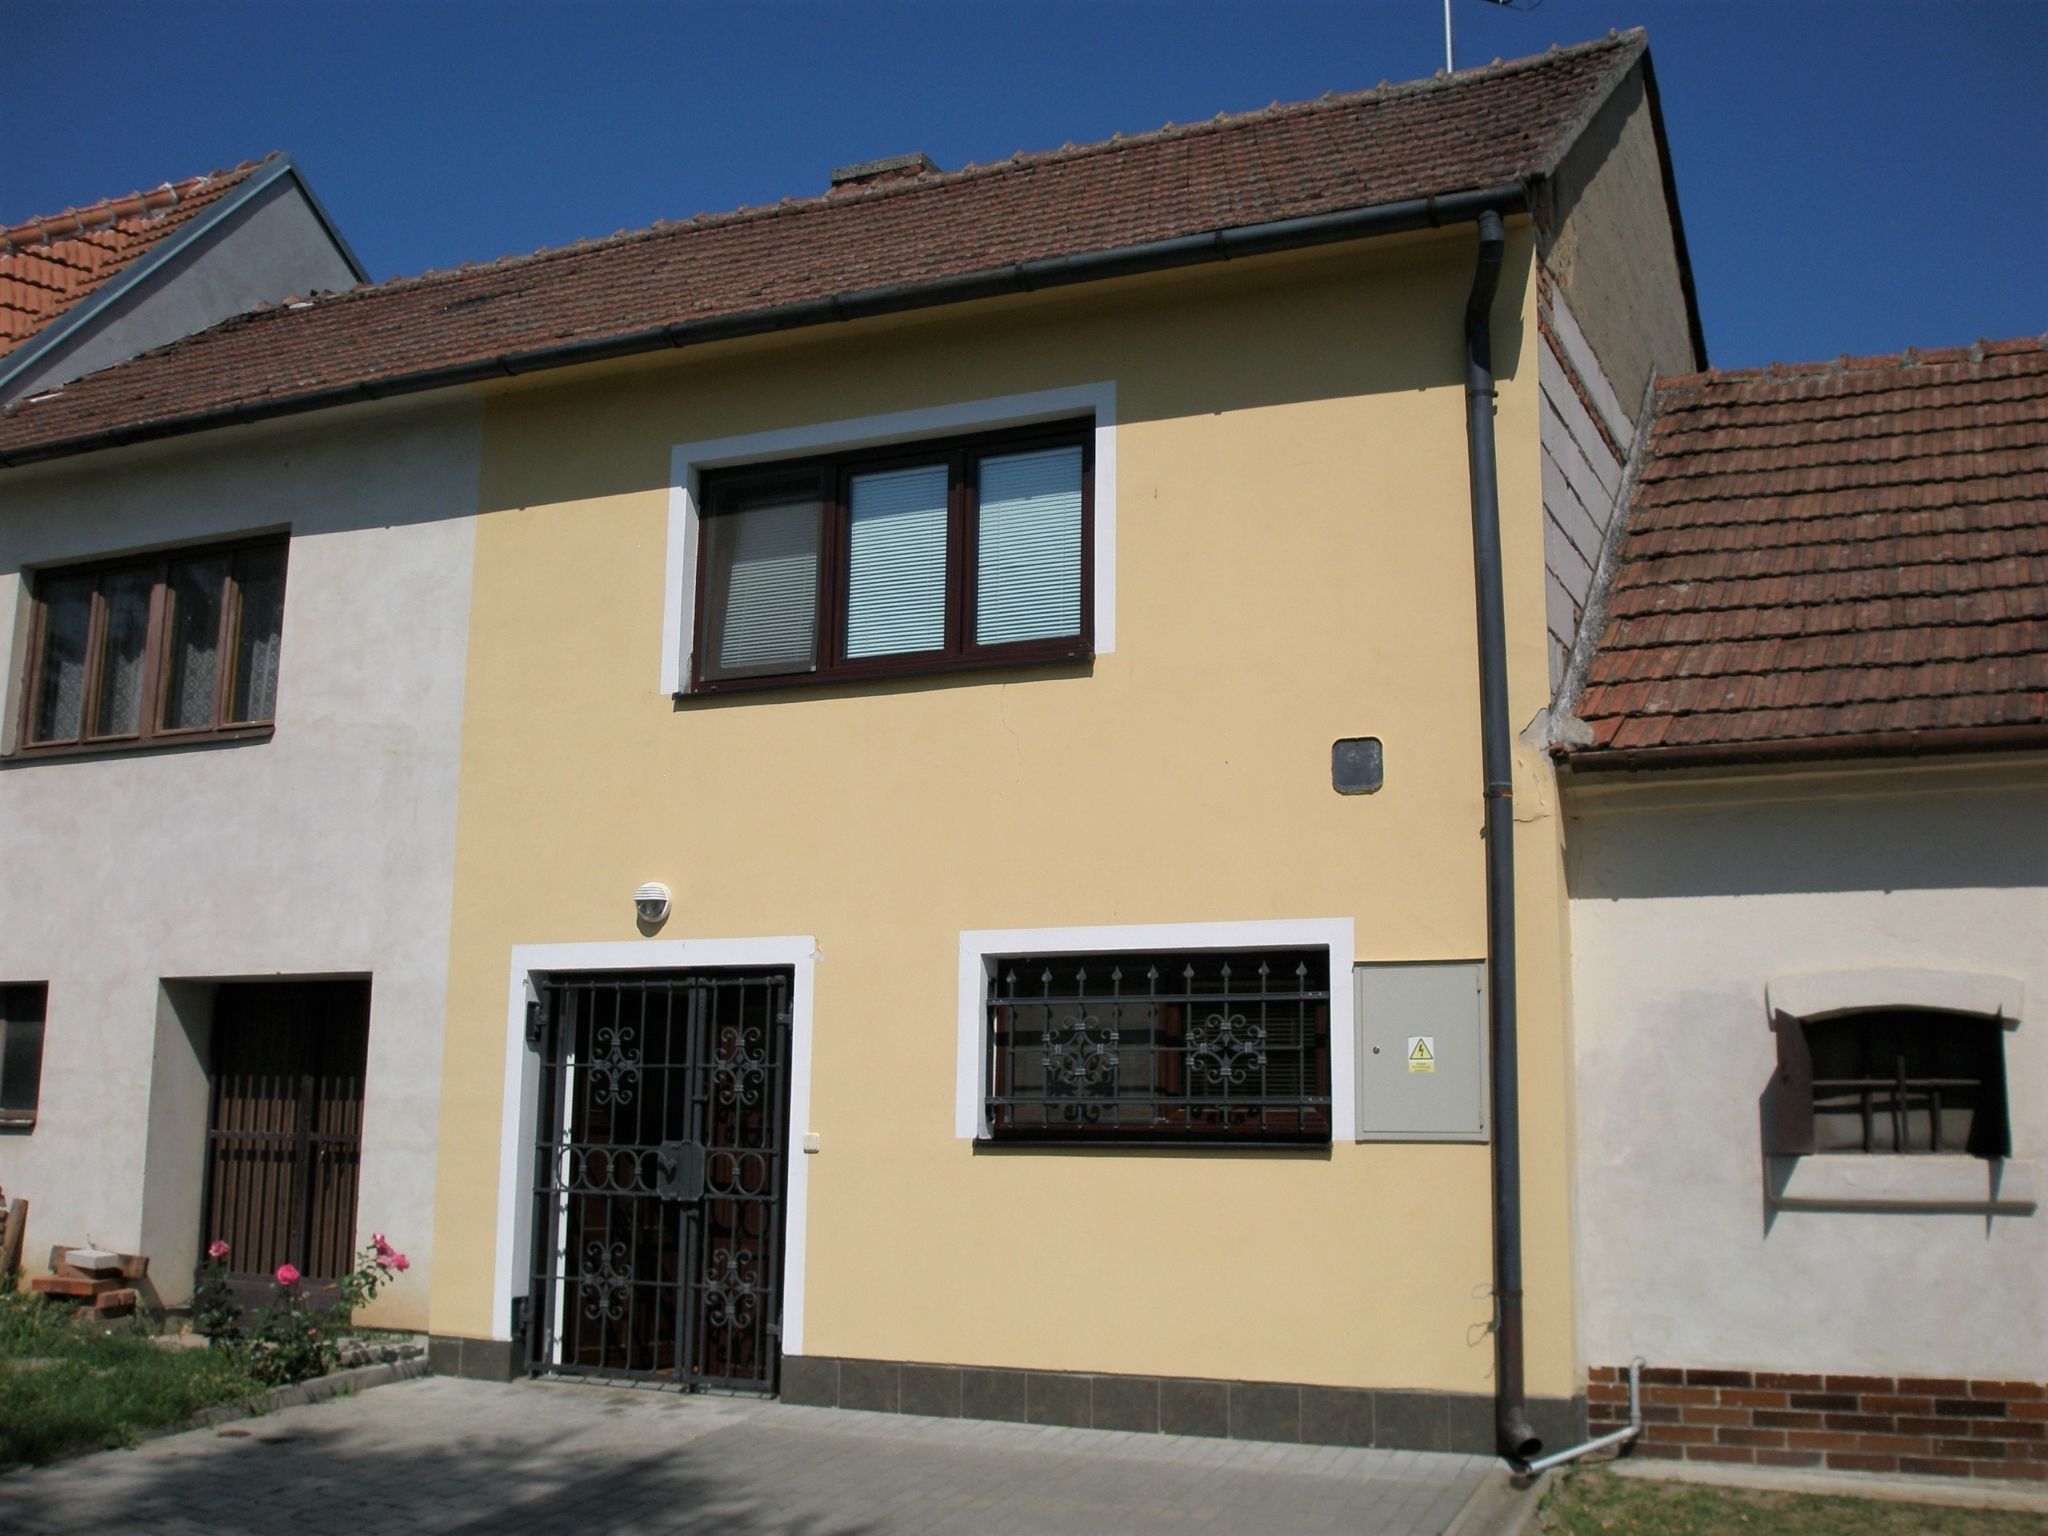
(1766, 1154, 2036, 1215)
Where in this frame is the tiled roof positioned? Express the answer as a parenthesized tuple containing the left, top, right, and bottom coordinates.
(1569, 337, 2048, 765)
(0, 33, 1646, 462)
(0, 158, 273, 360)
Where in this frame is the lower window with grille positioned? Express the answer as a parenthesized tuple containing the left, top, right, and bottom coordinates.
(1769, 1007, 2011, 1159)
(983, 948, 1331, 1144)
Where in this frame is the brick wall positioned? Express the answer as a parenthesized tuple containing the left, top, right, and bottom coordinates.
(1589, 1366, 2048, 1481)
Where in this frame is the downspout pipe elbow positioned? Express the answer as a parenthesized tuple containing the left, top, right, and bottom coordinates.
(1465, 208, 1506, 347)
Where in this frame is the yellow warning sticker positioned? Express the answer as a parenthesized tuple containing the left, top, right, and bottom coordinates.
(1407, 1036, 1436, 1073)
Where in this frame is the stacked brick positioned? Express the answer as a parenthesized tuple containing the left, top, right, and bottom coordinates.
(1589, 1365, 2048, 1481)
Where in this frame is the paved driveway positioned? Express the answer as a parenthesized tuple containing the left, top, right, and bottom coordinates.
(5, 1375, 1494, 1535)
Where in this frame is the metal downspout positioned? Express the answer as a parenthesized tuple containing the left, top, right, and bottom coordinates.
(1463, 207, 1541, 1466)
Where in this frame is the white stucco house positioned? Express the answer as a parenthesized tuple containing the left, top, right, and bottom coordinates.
(1556, 338, 2048, 1482)
(0, 396, 480, 1329)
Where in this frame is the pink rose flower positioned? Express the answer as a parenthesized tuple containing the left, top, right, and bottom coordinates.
(275, 1264, 301, 1287)
(372, 1233, 395, 1258)
(207, 1240, 230, 1260)
(391, 1253, 409, 1272)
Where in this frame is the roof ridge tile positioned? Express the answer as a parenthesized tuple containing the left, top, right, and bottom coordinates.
(1, 155, 275, 255)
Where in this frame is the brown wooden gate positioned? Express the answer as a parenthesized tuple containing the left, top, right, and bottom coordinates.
(201, 981, 370, 1299)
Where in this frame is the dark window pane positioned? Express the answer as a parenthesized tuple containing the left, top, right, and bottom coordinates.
(161, 555, 229, 730)
(0, 985, 47, 1116)
(229, 545, 287, 723)
(1806, 1010, 2007, 1157)
(31, 575, 94, 743)
(94, 566, 155, 737)
(701, 474, 822, 681)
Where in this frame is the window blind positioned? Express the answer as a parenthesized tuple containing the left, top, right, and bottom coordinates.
(704, 485, 822, 678)
(975, 446, 1083, 646)
(846, 464, 949, 658)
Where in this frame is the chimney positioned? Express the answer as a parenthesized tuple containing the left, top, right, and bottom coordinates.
(828, 152, 940, 193)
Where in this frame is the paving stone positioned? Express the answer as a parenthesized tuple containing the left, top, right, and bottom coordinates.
(2, 1374, 1492, 1535)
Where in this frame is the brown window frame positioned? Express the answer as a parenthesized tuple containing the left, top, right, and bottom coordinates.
(689, 420, 1093, 695)
(11, 535, 287, 758)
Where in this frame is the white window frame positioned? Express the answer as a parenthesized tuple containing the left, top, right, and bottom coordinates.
(662, 383, 1117, 694)
(956, 918, 1356, 1142)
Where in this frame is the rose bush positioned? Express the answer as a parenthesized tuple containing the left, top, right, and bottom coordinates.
(192, 1236, 409, 1386)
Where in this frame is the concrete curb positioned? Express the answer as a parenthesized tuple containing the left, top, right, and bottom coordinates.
(1444, 1464, 1552, 1536)
(186, 1355, 433, 1431)
(1611, 1456, 2048, 1514)
(0, 1356, 432, 1477)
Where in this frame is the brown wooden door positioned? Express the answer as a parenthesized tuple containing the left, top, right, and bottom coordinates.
(201, 981, 370, 1299)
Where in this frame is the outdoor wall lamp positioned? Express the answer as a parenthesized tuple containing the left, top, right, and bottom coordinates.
(633, 883, 671, 925)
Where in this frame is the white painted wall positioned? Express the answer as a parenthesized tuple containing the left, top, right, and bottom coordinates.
(1567, 763, 2048, 1378)
(0, 401, 481, 1329)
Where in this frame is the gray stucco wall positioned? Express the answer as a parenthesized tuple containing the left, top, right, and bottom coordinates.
(1538, 67, 1698, 407)
(0, 401, 480, 1329)
(5, 174, 361, 401)
(1567, 766, 2048, 1378)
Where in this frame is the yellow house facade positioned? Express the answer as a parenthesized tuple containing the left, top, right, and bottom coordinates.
(420, 35, 1698, 1457)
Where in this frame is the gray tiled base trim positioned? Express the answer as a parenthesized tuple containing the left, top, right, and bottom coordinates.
(426, 1334, 520, 1383)
(779, 1354, 1585, 1455)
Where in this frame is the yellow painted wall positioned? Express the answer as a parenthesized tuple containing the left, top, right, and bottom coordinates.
(430, 226, 1581, 1398)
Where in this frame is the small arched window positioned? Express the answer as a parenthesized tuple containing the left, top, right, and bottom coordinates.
(1770, 1007, 2011, 1159)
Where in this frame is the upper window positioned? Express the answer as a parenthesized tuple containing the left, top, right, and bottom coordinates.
(983, 948, 1332, 1145)
(1772, 1008, 2011, 1159)
(0, 984, 47, 1129)
(15, 537, 286, 754)
(693, 422, 1090, 691)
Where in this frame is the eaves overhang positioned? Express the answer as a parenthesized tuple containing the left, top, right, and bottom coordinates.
(0, 183, 1530, 470)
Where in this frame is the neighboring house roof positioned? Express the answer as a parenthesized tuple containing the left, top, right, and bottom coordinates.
(0, 153, 367, 404)
(1, 160, 263, 358)
(0, 30, 1658, 465)
(1565, 336, 2048, 769)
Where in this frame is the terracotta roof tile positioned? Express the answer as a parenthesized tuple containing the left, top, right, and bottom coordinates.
(1571, 338, 2048, 763)
(0, 33, 1646, 460)
(0, 158, 273, 359)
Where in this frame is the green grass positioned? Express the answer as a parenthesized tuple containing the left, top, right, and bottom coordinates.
(0, 1290, 265, 1466)
(1539, 1465, 2048, 1536)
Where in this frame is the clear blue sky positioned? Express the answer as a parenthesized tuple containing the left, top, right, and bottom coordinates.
(4, 0, 2043, 369)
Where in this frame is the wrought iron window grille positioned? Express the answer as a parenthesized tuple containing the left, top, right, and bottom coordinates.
(1805, 1012, 2009, 1158)
(983, 949, 1332, 1144)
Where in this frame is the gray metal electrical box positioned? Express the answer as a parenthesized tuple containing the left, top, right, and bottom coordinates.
(1354, 961, 1488, 1142)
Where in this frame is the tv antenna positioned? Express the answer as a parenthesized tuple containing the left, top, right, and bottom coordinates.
(1446, 0, 1545, 74)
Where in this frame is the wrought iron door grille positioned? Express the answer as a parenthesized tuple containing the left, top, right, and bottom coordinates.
(524, 970, 792, 1391)
(984, 949, 1331, 1144)
(1806, 1011, 2008, 1157)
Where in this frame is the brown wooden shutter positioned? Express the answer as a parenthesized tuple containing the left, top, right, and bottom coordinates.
(1767, 1009, 1815, 1156)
